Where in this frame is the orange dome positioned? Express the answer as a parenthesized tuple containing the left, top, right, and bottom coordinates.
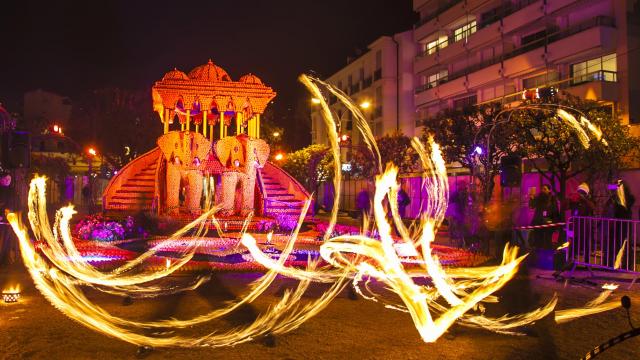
(162, 68, 189, 81)
(188, 59, 231, 82)
(239, 73, 263, 85)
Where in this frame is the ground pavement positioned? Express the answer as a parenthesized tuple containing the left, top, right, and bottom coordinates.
(2, 260, 640, 360)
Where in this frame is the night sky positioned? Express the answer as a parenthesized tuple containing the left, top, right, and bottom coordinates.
(0, 0, 416, 142)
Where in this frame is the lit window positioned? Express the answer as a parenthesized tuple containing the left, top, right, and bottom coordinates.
(454, 20, 477, 42)
(426, 35, 449, 55)
(425, 69, 449, 88)
(570, 53, 617, 84)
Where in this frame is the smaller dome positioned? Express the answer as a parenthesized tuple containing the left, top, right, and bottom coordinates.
(239, 73, 263, 85)
(162, 68, 189, 81)
(188, 59, 231, 82)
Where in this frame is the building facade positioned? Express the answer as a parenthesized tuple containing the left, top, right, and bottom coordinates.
(311, 30, 418, 150)
(23, 89, 72, 133)
(413, 0, 640, 133)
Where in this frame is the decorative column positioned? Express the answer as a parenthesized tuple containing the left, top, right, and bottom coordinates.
(256, 114, 261, 139)
(163, 108, 169, 134)
(247, 116, 254, 137)
(186, 110, 191, 132)
(236, 113, 243, 135)
(220, 118, 225, 139)
(202, 110, 208, 138)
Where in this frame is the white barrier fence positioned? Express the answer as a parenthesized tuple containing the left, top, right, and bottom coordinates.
(565, 216, 640, 276)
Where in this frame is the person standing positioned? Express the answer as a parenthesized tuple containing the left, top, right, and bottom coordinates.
(448, 184, 469, 247)
(568, 183, 596, 264)
(529, 184, 560, 249)
(356, 187, 371, 231)
(397, 187, 410, 219)
(604, 180, 635, 269)
(0, 171, 16, 265)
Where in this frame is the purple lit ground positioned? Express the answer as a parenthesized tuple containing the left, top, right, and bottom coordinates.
(2, 261, 640, 359)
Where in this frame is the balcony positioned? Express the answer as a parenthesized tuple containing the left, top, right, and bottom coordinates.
(415, 17, 615, 106)
(373, 106, 383, 119)
(373, 68, 382, 81)
(415, 76, 448, 94)
(414, 0, 466, 41)
(414, 0, 463, 28)
(446, 16, 615, 84)
(478, 0, 538, 29)
(362, 77, 372, 89)
(564, 70, 619, 102)
(546, 25, 617, 63)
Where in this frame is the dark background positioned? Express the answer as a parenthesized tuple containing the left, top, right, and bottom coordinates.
(0, 0, 416, 151)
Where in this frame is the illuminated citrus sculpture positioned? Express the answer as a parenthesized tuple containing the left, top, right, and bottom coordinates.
(102, 59, 309, 219)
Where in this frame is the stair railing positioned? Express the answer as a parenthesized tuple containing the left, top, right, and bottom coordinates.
(152, 153, 165, 214)
(102, 147, 161, 211)
(256, 168, 268, 216)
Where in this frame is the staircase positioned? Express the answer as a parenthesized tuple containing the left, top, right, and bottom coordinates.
(103, 148, 161, 214)
(259, 162, 311, 219)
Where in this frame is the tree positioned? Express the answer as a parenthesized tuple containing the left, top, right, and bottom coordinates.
(350, 132, 421, 179)
(422, 103, 517, 203)
(511, 94, 640, 215)
(280, 144, 334, 194)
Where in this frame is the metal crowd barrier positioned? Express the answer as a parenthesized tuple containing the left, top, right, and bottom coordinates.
(565, 216, 640, 286)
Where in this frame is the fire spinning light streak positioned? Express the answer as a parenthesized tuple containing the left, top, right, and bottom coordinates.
(6, 74, 622, 348)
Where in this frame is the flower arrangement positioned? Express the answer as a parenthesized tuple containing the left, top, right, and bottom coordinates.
(256, 219, 277, 233)
(314, 222, 361, 239)
(74, 214, 148, 242)
(255, 214, 300, 233)
(274, 213, 298, 232)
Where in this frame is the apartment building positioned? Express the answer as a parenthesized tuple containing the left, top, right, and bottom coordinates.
(412, 0, 640, 132)
(310, 31, 418, 149)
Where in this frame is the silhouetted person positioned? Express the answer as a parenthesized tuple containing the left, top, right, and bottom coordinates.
(449, 184, 469, 247)
(397, 187, 410, 219)
(567, 183, 596, 264)
(529, 185, 560, 249)
(604, 180, 635, 269)
(356, 188, 371, 230)
(0, 172, 16, 265)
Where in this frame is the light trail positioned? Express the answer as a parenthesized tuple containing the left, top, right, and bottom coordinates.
(6, 74, 621, 348)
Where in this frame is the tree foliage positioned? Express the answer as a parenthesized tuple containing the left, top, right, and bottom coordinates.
(422, 103, 516, 203)
(280, 144, 334, 193)
(349, 132, 421, 179)
(511, 94, 640, 212)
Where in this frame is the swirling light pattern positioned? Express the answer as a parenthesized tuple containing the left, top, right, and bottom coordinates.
(7, 74, 622, 348)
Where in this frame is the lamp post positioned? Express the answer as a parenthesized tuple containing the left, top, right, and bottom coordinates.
(86, 147, 97, 210)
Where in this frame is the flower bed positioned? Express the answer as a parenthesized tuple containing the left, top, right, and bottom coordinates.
(74, 214, 148, 242)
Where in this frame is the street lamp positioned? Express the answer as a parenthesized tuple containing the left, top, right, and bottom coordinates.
(359, 100, 371, 109)
(311, 98, 322, 105)
(86, 147, 98, 210)
(274, 152, 284, 161)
